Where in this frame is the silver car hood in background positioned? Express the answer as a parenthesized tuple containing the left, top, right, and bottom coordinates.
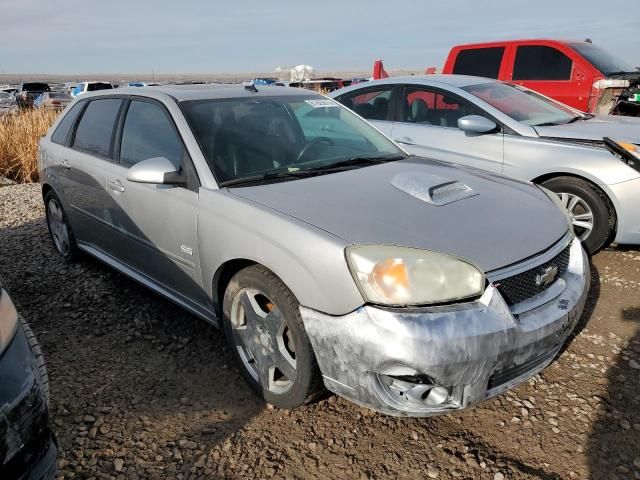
(535, 115, 640, 143)
(230, 158, 568, 273)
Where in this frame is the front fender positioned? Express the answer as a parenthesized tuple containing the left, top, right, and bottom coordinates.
(504, 135, 640, 186)
(196, 188, 364, 316)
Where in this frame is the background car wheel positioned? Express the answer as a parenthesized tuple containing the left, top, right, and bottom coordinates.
(541, 176, 615, 254)
(44, 190, 78, 260)
(20, 317, 50, 404)
(222, 265, 324, 409)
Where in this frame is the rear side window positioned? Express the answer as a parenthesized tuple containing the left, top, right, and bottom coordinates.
(513, 46, 572, 80)
(119, 100, 185, 168)
(452, 47, 505, 79)
(336, 87, 393, 121)
(51, 102, 85, 145)
(73, 98, 122, 158)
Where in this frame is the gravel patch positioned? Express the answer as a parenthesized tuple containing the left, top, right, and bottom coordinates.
(1, 184, 638, 479)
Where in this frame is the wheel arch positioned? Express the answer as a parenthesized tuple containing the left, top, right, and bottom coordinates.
(41, 182, 53, 200)
(212, 258, 257, 315)
(532, 171, 618, 242)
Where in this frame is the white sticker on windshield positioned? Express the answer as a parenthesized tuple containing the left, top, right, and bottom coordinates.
(305, 99, 338, 108)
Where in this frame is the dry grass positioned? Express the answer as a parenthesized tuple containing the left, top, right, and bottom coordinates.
(0, 109, 59, 183)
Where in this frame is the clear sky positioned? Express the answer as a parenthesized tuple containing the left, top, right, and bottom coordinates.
(0, 0, 638, 75)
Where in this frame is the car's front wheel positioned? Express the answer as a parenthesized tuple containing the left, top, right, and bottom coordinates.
(541, 176, 614, 254)
(44, 190, 78, 260)
(222, 265, 324, 409)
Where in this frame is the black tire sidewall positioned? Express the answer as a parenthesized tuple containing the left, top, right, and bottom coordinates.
(541, 177, 612, 254)
(222, 265, 321, 409)
(44, 190, 77, 260)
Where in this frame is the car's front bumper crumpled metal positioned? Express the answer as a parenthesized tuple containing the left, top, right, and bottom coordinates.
(301, 239, 589, 417)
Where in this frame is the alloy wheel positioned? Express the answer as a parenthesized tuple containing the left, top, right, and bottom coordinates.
(47, 198, 71, 256)
(556, 192, 594, 242)
(230, 288, 297, 394)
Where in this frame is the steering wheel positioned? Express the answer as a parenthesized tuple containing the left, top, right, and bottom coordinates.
(295, 136, 335, 163)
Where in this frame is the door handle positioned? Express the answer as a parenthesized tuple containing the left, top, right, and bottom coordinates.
(394, 137, 416, 146)
(108, 179, 125, 193)
(60, 159, 70, 170)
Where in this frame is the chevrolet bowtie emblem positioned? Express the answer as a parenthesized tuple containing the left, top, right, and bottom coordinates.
(535, 265, 558, 287)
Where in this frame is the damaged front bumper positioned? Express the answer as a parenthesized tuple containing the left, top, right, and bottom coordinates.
(301, 238, 589, 417)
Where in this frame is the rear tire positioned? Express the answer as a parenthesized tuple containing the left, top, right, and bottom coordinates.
(540, 176, 614, 254)
(44, 190, 78, 261)
(222, 265, 324, 409)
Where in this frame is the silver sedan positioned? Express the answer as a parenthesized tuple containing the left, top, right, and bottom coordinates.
(38, 85, 588, 416)
(331, 75, 640, 254)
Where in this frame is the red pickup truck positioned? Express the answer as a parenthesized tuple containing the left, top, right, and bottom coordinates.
(442, 39, 640, 116)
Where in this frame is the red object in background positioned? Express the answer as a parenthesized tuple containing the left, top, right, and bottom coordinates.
(442, 39, 639, 114)
(425, 67, 437, 74)
(373, 60, 389, 80)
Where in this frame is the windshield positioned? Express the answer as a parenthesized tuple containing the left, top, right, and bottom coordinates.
(569, 43, 637, 75)
(182, 95, 404, 185)
(463, 82, 580, 126)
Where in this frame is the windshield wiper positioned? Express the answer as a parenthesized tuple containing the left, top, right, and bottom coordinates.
(301, 154, 406, 173)
(219, 170, 316, 187)
(219, 155, 407, 187)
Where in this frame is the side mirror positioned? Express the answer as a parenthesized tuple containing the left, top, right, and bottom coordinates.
(126, 157, 186, 185)
(458, 115, 497, 134)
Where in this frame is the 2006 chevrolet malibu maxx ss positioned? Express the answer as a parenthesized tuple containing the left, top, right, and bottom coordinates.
(38, 85, 589, 416)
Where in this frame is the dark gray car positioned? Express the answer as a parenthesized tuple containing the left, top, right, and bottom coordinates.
(38, 85, 589, 416)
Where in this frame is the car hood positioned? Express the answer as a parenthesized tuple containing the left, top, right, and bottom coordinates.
(230, 158, 569, 273)
(534, 115, 640, 143)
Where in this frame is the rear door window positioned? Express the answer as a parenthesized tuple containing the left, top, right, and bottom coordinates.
(72, 98, 122, 158)
(335, 87, 394, 121)
(452, 47, 505, 79)
(513, 46, 572, 80)
(119, 100, 186, 168)
(51, 101, 85, 146)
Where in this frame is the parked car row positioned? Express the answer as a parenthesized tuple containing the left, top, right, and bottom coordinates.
(4, 40, 636, 479)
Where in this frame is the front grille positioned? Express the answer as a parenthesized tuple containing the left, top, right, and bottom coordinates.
(0, 380, 51, 478)
(487, 349, 557, 390)
(495, 245, 571, 306)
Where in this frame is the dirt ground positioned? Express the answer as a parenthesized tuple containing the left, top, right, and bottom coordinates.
(1, 183, 638, 480)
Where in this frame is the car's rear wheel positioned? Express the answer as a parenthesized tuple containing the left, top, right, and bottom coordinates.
(44, 190, 78, 260)
(541, 176, 614, 254)
(222, 265, 324, 409)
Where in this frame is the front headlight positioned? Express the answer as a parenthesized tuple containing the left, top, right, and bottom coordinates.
(606, 138, 640, 173)
(0, 287, 19, 355)
(346, 245, 485, 306)
(613, 140, 640, 160)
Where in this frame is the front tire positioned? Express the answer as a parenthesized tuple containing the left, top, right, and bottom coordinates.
(222, 265, 324, 409)
(540, 177, 614, 254)
(44, 190, 78, 261)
